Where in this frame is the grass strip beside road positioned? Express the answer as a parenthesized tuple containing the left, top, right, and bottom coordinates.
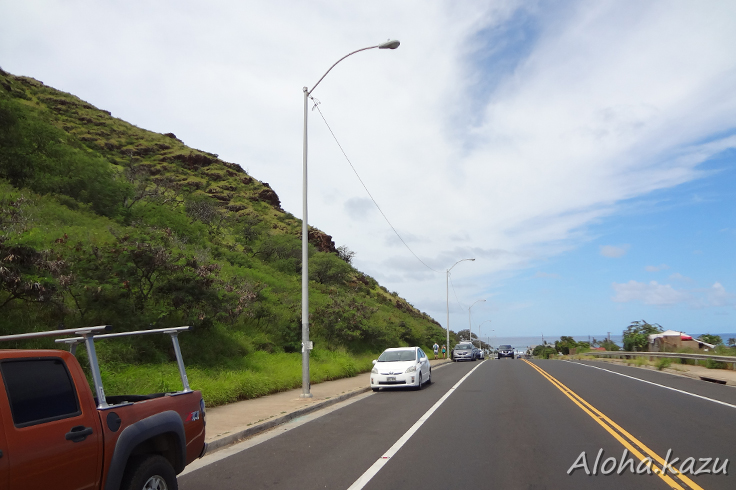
(99, 349, 377, 407)
(523, 359, 704, 490)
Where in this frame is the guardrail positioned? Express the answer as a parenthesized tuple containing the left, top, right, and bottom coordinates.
(582, 350, 736, 367)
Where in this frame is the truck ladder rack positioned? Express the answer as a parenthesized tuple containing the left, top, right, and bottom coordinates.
(56, 326, 193, 408)
(0, 325, 112, 341)
(0, 325, 193, 410)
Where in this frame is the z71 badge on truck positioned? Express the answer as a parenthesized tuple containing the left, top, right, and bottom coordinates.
(0, 325, 207, 490)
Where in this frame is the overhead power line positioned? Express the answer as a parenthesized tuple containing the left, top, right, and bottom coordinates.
(311, 97, 439, 273)
(448, 272, 466, 311)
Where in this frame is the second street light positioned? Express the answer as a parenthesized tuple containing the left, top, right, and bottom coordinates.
(468, 299, 485, 342)
(300, 39, 400, 398)
(445, 258, 475, 357)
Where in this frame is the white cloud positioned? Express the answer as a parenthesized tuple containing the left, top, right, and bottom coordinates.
(612, 280, 736, 309)
(645, 264, 670, 272)
(708, 282, 736, 307)
(600, 245, 630, 258)
(669, 273, 693, 282)
(612, 280, 690, 306)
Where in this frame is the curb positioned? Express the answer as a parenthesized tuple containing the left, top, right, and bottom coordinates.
(205, 387, 372, 454)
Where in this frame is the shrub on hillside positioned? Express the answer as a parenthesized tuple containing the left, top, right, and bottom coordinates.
(309, 252, 352, 285)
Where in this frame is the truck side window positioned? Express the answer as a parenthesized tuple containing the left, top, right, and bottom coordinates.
(1, 358, 81, 427)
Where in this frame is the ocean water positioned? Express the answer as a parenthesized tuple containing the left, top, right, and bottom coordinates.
(480, 333, 736, 351)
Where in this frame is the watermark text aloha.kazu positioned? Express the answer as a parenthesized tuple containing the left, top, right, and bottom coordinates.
(568, 449, 728, 476)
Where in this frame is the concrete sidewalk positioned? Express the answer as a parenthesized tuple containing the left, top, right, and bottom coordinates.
(204, 358, 453, 453)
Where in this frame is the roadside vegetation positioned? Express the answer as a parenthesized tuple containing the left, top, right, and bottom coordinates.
(544, 325, 735, 373)
(532, 335, 617, 359)
(0, 69, 450, 406)
(568, 323, 736, 372)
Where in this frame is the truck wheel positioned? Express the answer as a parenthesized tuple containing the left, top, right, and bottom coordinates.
(121, 455, 177, 490)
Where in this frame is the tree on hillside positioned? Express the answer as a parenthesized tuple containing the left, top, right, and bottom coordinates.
(455, 329, 477, 342)
(532, 343, 556, 359)
(309, 252, 352, 285)
(600, 339, 620, 351)
(623, 320, 662, 351)
(555, 336, 574, 355)
(336, 245, 355, 265)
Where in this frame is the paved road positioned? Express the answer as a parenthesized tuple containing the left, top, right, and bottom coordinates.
(180, 359, 736, 489)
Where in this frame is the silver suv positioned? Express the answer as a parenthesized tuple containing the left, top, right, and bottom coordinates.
(452, 343, 476, 361)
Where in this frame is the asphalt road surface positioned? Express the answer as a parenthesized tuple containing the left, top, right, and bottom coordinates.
(180, 359, 736, 489)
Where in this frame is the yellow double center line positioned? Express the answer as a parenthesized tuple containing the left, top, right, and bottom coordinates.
(522, 359, 704, 490)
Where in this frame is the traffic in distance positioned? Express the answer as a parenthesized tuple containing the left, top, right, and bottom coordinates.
(448, 342, 528, 361)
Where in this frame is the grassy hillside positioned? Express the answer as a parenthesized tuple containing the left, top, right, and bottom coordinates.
(0, 68, 452, 405)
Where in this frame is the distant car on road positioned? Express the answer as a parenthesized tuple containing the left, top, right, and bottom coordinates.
(497, 344, 515, 359)
(452, 342, 476, 362)
(371, 347, 431, 391)
(478, 348, 485, 360)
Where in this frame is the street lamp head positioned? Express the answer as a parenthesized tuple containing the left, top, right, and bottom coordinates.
(378, 39, 401, 49)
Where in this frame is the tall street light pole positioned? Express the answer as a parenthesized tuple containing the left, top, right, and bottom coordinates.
(301, 39, 400, 398)
(468, 299, 486, 342)
(445, 258, 475, 357)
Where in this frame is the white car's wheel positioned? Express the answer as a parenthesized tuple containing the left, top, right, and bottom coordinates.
(416, 373, 423, 390)
(427, 368, 432, 385)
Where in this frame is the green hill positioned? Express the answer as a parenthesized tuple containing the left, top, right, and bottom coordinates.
(0, 68, 450, 405)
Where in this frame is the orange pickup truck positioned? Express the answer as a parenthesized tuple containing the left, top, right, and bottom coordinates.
(0, 325, 207, 490)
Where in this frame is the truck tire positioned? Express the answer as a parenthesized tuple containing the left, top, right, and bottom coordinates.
(121, 455, 178, 490)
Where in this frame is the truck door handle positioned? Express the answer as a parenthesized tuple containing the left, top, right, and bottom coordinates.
(66, 425, 93, 442)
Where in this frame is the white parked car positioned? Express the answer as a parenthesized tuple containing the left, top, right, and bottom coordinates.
(371, 347, 431, 392)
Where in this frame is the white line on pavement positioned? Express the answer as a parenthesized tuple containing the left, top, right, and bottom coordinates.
(347, 362, 485, 490)
(564, 360, 736, 409)
(179, 391, 374, 477)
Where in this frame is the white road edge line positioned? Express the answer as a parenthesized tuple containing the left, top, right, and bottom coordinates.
(179, 391, 374, 476)
(347, 362, 485, 490)
(564, 360, 736, 409)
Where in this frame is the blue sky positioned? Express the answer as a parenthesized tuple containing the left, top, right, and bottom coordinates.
(480, 146, 736, 338)
(1, 1, 735, 340)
